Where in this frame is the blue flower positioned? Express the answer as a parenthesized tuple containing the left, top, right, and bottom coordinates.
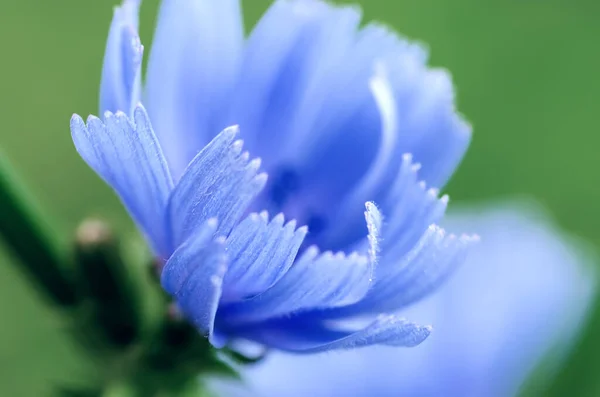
(211, 202, 595, 396)
(70, 0, 475, 352)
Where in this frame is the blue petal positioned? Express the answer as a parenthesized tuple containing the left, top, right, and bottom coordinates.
(324, 152, 448, 252)
(221, 212, 308, 302)
(219, 247, 372, 325)
(100, 0, 143, 116)
(161, 218, 218, 296)
(70, 105, 174, 255)
(166, 126, 267, 251)
(373, 25, 471, 187)
(145, 0, 244, 178)
(379, 155, 449, 254)
(332, 65, 400, 224)
(308, 315, 432, 351)
(318, 70, 401, 249)
(171, 235, 228, 340)
(229, 0, 362, 165)
(350, 226, 478, 314)
(284, 22, 408, 196)
(233, 315, 431, 353)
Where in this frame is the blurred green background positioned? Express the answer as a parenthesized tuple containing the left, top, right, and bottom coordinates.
(0, 0, 599, 395)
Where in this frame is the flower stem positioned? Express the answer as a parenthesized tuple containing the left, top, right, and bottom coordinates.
(0, 152, 76, 306)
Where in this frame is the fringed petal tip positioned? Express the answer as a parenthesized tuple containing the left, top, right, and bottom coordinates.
(365, 201, 382, 271)
(70, 105, 173, 255)
(440, 227, 481, 248)
(218, 245, 372, 326)
(70, 113, 85, 132)
(220, 211, 308, 302)
(101, 0, 144, 116)
(167, 124, 267, 247)
(72, 105, 152, 134)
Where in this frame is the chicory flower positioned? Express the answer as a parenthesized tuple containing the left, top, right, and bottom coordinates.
(70, 0, 475, 352)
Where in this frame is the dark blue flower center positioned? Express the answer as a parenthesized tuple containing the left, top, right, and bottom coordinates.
(269, 168, 300, 207)
(267, 166, 330, 247)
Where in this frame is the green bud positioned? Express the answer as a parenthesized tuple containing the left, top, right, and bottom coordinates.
(74, 219, 141, 347)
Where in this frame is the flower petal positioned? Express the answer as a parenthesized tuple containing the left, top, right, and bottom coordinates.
(100, 0, 143, 116)
(380, 155, 449, 254)
(221, 212, 308, 302)
(333, 64, 399, 223)
(229, 1, 362, 163)
(146, 0, 244, 178)
(161, 218, 218, 296)
(166, 126, 267, 250)
(172, 235, 228, 340)
(376, 27, 471, 187)
(70, 105, 174, 255)
(317, 69, 401, 249)
(220, 247, 372, 324)
(307, 316, 432, 351)
(233, 315, 431, 353)
(348, 226, 478, 315)
(323, 153, 448, 252)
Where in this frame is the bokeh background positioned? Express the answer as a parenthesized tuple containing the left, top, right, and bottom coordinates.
(0, 0, 598, 395)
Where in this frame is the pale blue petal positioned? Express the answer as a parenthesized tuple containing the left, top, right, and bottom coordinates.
(278, 226, 474, 321)
(166, 126, 267, 251)
(219, 247, 372, 325)
(379, 155, 449, 253)
(70, 105, 173, 255)
(283, 24, 411, 197)
(160, 218, 218, 295)
(305, 316, 432, 351)
(229, 0, 362, 165)
(327, 66, 399, 230)
(372, 27, 471, 187)
(231, 315, 431, 353)
(100, 0, 143, 116)
(354, 227, 478, 313)
(323, 153, 448, 253)
(316, 69, 402, 249)
(145, 0, 244, 178)
(173, 235, 228, 340)
(221, 212, 308, 302)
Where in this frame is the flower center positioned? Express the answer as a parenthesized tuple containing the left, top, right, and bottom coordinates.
(259, 166, 339, 250)
(269, 168, 300, 208)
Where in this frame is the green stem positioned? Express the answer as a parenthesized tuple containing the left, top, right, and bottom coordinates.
(0, 152, 76, 306)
